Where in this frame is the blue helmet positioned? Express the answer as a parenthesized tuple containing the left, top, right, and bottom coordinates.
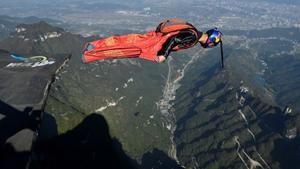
(201, 28, 222, 48)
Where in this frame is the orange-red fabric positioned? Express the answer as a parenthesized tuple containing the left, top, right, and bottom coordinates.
(155, 18, 200, 51)
(83, 18, 201, 63)
(83, 31, 180, 63)
(157, 18, 196, 34)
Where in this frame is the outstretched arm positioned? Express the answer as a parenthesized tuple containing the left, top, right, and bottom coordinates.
(156, 37, 178, 63)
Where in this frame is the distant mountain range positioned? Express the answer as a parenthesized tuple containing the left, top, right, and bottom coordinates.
(0, 15, 63, 40)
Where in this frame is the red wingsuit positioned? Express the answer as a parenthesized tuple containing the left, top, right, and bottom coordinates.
(83, 31, 181, 63)
(82, 19, 199, 63)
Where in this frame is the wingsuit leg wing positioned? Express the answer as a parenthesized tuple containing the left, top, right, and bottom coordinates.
(82, 31, 179, 63)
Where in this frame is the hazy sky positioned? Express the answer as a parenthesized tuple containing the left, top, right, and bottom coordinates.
(1, 0, 299, 31)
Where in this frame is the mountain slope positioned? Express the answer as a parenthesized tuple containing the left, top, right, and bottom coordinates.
(172, 28, 300, 169)
(1, 21, 299, 169)
(0, 21, 191, 165)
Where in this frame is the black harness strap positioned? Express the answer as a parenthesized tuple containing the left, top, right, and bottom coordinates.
(220, 40, 224, 69)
